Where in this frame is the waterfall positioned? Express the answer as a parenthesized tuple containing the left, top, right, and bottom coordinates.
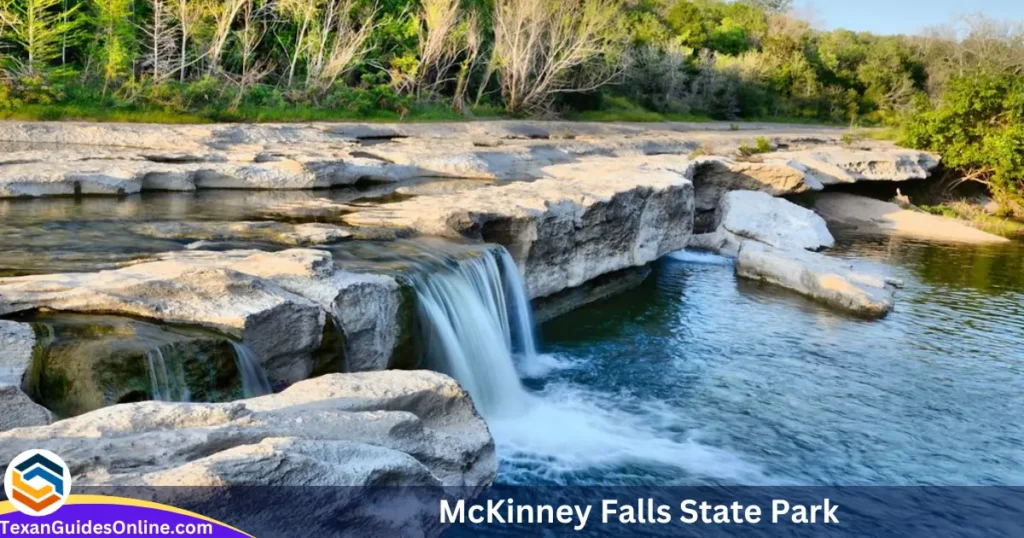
(410, 247, 537, 417)
(144, 346, 191, 402)
(230, 342, 273, 398)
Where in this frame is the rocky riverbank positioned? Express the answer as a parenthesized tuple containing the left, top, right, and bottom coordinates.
(0, 120, 968, 499)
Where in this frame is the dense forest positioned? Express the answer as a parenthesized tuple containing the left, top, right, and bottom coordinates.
(0, 0, 1021, 210)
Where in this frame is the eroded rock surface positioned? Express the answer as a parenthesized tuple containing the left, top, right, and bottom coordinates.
(762, 146, 940, 185)
(689, 146, 938, 231)
(345, 156, 697, 298)
(24, 314, 244, 418)
(691, 190, 834, 256)
(134, 221, 354, 246)
(1, 121, 928, 199)
(688, 190, 898, 317)
(692, 157, 823, 225)
(0, 370, 494, 486)
(0, 370, 494, 534)
(736, 241, 900, 318)
(0, 320, 52, 431)
(0, 249, 406, 382)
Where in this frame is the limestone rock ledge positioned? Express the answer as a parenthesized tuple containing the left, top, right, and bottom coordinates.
(0, 249, 406, 383)
(0, 370, 495, 534)
(345, 156, 697, 298)
(761, 146, 940, 185)
(0, 121, 904, 199)
(690, 146, 940, 231)
(0, 320, 52, 431)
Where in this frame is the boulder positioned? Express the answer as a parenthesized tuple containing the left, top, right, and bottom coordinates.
(0, 370, 496, 535)
(813, 192, 1010, 244)
(0, 320, 52, 431)
(689, 147, 939, 231)
(0, 370, 494, 486)
(345, 156, 697, 298)
(691, 190, 834, 256)
(735, 241, 900, 318)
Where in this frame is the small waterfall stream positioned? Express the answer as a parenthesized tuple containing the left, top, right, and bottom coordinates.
(144, 346, 191, 402)
(230, 342, 273, 398)
(410, 247, 537, 417)
(410, 245, 753, 484)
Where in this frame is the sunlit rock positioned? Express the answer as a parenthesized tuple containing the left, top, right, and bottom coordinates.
(0, 370, 495, 487)
(813, 192, 1009, 244)
(345, 156, 697, 298)
(691, 190, 834, 256)
(735, 241, 899, 318)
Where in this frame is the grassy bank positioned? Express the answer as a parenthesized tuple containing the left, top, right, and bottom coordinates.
(920, 202, 1024, 239)
(0, 101, 510, 124)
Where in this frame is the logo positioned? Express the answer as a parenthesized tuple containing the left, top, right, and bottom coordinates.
(4, 449, 72, 516)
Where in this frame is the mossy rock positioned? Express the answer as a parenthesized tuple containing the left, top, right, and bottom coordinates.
(387, 281, 422, 370)
(24, 314, 243, 418)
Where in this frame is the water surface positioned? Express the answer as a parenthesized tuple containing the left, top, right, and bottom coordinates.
(499, 236, 1024, 486)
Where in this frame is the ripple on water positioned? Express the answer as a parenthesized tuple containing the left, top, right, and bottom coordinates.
(509, 239, 1024, 486)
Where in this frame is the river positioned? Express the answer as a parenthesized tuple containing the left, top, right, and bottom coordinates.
(492, 236, 1024, 486)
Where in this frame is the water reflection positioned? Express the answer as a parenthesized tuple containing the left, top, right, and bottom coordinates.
(0, 181, 465, 276)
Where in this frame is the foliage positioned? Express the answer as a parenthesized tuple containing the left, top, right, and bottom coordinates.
(919, 201, 1024, 238)
(1, 0, 85, 74)
(491, 0, 623, 114)
(902, 72, 1024, 213)
(0, 0, 1018, 211)
(738, 136, 771, 156)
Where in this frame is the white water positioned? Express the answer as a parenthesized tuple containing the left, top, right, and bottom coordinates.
(229, 342, 273, 398)
(666, 249, 733, 265)
(412, 249, 531, 417)
(410, 246, 763, 484)
(144, 347, 191, 402)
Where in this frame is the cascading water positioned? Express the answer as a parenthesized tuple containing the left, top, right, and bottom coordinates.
(409, 245, 763, 485)
(410, 247, 537, 417)
(230, 342, 273, 398)
(145, 346, 191, 402)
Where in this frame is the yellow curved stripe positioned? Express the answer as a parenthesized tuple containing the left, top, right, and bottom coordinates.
(11, 470, 56, 500)
(0, 495, 253, 537)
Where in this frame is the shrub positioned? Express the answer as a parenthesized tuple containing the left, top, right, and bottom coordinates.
(902, 72, 1024, 213)
(739, 136, 772, 156)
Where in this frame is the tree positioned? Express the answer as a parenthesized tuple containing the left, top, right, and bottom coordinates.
(236, 0, 271, 89)
(304, 0, 376, 93)
(169, 0, 204, 81)
(744, 0, 791, 14)
(491, 0, 623, 113)
(92, 0, 135, 86)
(207, 0, 247, 74)
(141, 0, 176, 79)
(2, 0, 83, 74)
(903, 72, 1024, 213)
(277, 0, 316, 86)
(412, 0, 462, 97)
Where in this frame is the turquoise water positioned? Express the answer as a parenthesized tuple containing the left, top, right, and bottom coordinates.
(498, 237, 1024, 486)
